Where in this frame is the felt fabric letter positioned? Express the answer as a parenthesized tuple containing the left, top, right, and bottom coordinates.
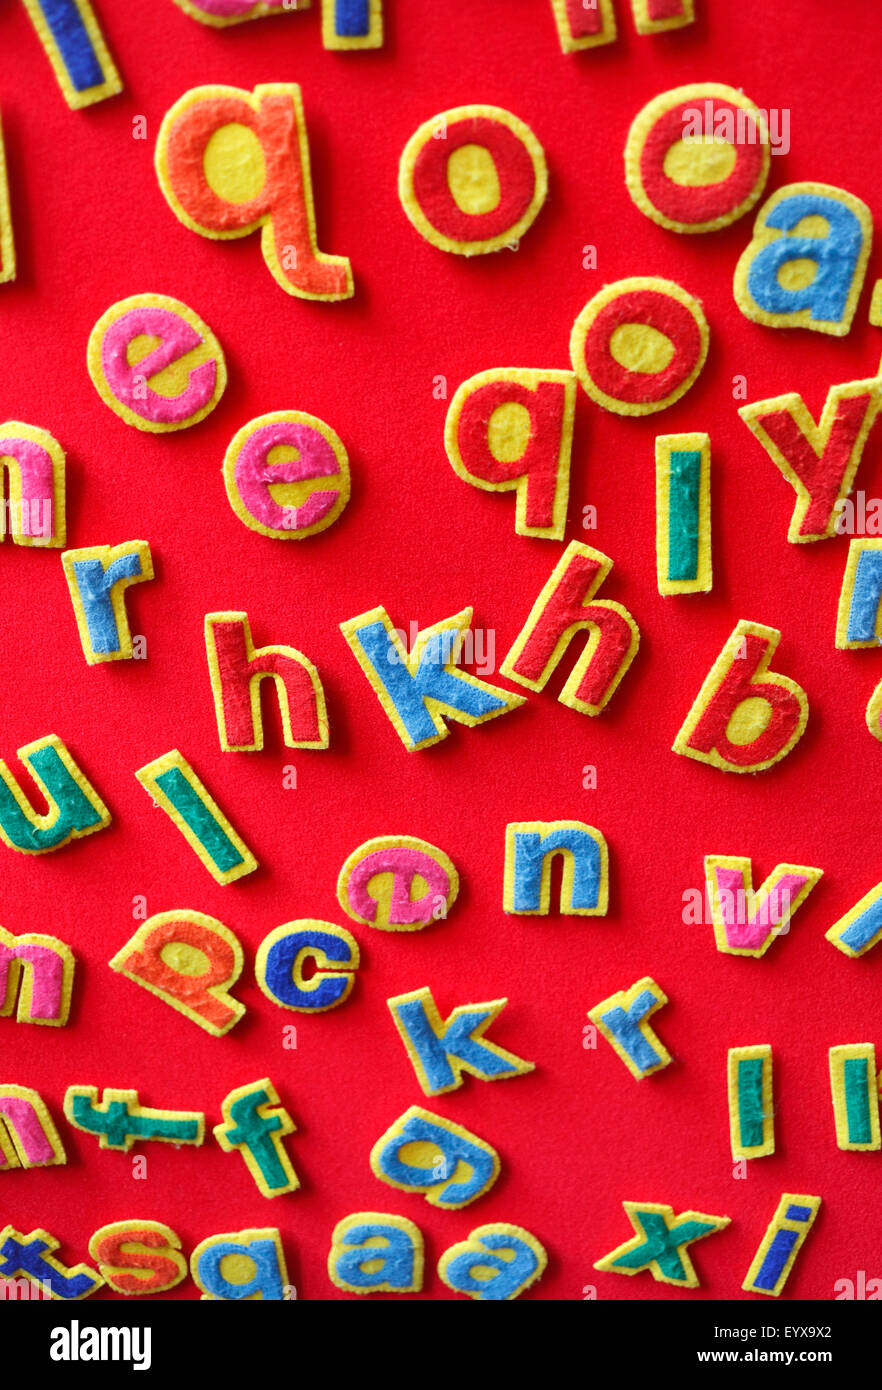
(89, 1221, 187, 1296)
(734, 184, 872, 335)
(155, 83, 352, 300)
(595, 1201, 729, 1288)
(500, 542, 639, 715)
(173, 1, 292, 25)
(588, 977, 671, 1079)
(370, 1106, 500, 1208)
(728, 1046, 774, 1159)
(173, 1, 385, 51)
(387, 987, 534, 1096)
(626, 85, 769, 234)
(205, 611, 329, 751)
(328, 1213, 423, 1295)
(826, 884, 882, 958)
(704, 855, 822, 957)
(109, 910, 245, 1036)
(836, 539, 882, 647)
(336, 835, 459, 930)
(742, 1195, 821, 1297)
(87, 294, 227, 432)
(0, 1086, 66, 1168)
(213, 1079, 300, 1197)
(673, 621, 808, 773)
(135, 750, 258, 884)
(222, 411, 350, 539)
(0, 924, 75, 1025)
(398, 105, 548, 256)
(829, 1045, 881, 1151)
(190, 1229, 289, 1301)
(21, 0, 122, 109)
(504, 820, 609, 915)
(63, 1086, 204, 1151)
(655, 433, 711, 593)
(0, 735, 110, 854)
(341, 606, 524, 751)
(444, 369, 577, 539)
(0, 422, 66, 546)
(322, 0, 383, 49)
(62, 542, 153, 663)
(0, 116, 15, 285)
(549, 0, 616, 51)
(256, 920, 359, 1012)
(0, 1227, 101, 1300)
(739, 379, 882, 543)
(630, 0, 694, 33)
(439, 1224, 548, 1301)
(867, 681, 882, 743)
(569, 277, 709, 415)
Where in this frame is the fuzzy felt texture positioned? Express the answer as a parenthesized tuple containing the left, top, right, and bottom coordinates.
(4, 0, 882, 1303)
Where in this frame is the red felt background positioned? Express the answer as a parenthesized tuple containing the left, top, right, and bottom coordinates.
(1, 0, 881, 1302)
